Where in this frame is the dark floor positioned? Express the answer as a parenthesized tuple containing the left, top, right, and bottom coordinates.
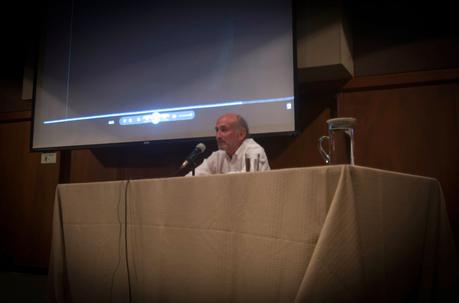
(0, 271, 48, 303)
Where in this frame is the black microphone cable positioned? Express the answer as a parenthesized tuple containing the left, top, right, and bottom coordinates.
(109, 181, 125, 302)
(109, 180, 132, 303)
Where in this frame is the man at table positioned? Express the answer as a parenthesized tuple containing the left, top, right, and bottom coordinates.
(189, 113, 270, 176)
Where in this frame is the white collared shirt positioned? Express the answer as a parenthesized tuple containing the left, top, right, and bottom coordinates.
(188, 138, 270, 176)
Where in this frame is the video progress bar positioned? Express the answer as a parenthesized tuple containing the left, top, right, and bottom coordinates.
(42, 96, 294, 125)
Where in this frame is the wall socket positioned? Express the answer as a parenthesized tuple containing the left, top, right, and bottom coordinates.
(41, 153, 57, 164)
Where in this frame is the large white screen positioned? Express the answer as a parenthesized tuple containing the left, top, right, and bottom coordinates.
(33, 0, 295, 149)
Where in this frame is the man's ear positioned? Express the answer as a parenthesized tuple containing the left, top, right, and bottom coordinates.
(238, 127, 247, 140)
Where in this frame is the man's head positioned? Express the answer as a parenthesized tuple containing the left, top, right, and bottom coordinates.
(215, 113, 249, 156)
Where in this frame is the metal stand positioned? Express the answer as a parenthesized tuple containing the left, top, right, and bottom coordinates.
(191, 160, 196, 176)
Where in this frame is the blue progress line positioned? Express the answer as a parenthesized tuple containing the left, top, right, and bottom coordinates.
(43, 96, 294, 125)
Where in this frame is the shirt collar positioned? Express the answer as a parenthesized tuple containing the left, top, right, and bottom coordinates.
(226, 138, 250, 160)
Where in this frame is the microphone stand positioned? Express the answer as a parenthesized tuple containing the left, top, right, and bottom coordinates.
(173, 151, 202, 177)
(191, 159, 196, 176)
(172, 160, 197, 177)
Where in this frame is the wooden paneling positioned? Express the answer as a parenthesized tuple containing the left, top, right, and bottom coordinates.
(338, 74, 459, 244)
(0, 111, 31, 122)
(0, 120, 59, 269)
(66, 140, 216, 182)
(339, 83, 459, 180)
(343, 69, 459, 91)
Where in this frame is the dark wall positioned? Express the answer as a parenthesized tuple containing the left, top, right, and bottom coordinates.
(350, 2, 459, 76)
(0, 115, 59, 269)
(1, 1, 458, 269)
(0, 1, 40, 113)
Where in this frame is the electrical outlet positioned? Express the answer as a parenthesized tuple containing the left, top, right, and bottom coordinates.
(41, 153, 57, 164)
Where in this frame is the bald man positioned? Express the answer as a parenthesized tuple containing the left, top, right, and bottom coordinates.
(190, 113, 270, 176)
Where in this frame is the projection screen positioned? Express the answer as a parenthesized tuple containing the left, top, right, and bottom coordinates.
(32, 0, 296, 149)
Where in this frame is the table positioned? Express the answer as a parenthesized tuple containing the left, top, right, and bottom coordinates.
(48, 165, 459, 302)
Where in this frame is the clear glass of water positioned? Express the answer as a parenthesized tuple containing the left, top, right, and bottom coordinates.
(245, 153, 260, 172)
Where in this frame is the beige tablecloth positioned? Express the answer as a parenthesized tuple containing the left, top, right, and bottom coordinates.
(48, 165, 459, 302)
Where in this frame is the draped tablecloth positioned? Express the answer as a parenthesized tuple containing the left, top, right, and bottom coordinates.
(48, 165, 459, 303)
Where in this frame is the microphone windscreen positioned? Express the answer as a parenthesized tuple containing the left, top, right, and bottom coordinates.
(196, 143, 206, 152)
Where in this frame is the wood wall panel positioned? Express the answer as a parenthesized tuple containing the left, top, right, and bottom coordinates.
(66, 140, 215, 182)
(338, 79, 459, 244)
(0, 120, 59, 269)
(68, 149, 120, 183)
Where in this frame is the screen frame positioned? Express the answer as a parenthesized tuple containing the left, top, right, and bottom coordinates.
(30, 0, 299, 152)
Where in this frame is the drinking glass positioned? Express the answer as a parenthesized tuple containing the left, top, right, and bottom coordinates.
(245, 153, 260, 172)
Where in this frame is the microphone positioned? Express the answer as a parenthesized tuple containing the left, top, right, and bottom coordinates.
(179, 143, 206, 170)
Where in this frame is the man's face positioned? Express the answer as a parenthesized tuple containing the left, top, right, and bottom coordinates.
(215, 114, 245, 156)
